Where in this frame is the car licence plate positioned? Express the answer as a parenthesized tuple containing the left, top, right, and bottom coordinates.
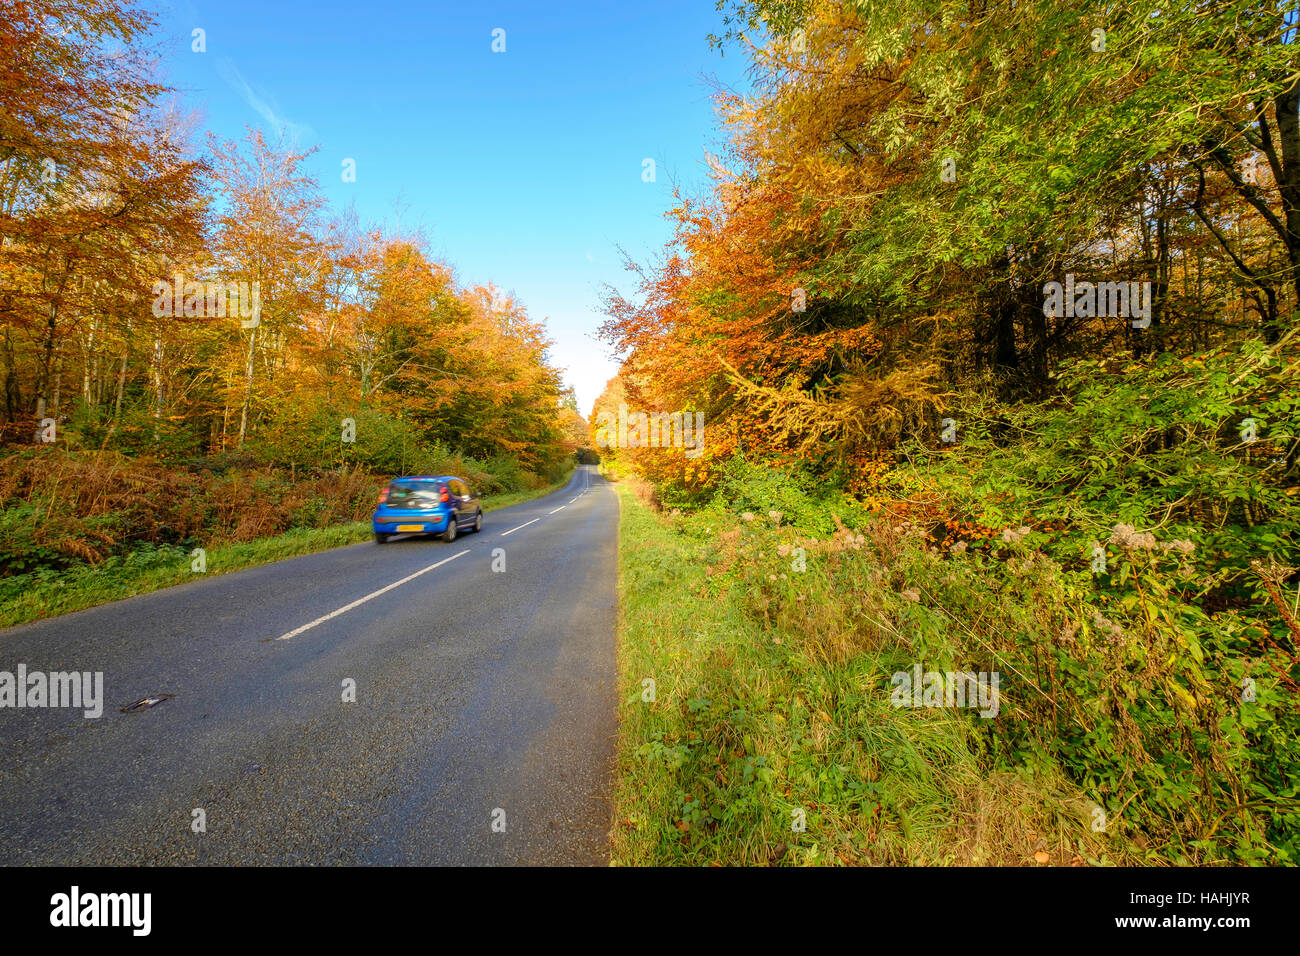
(395, 524, 424, 532)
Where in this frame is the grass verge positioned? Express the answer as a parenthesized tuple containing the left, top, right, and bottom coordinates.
(0, 467, 574, 629)
(609, 478, 1125, 866)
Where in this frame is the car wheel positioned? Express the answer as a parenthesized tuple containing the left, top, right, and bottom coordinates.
(442, 517, 458, 543)
(472, 510, 483, 533)
(374, 532, 390, 544)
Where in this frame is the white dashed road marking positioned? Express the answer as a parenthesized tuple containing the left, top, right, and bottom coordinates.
(500, 518, 541, 537)
(274, 549, 471, 641)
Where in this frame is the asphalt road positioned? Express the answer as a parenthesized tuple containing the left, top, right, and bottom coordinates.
(0, 464, 618, 865)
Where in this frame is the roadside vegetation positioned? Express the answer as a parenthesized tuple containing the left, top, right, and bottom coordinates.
(0, 447, 574, 628)
(610, 418, 1299, 864)
(600, 0, 1299, 865)
(612, 472, 1128, 866)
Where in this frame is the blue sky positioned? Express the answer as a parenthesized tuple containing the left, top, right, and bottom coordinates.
(153, 0, 750, 416)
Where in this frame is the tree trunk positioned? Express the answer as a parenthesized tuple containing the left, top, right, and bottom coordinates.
(2, 326, 21, 425)
(238, 324, 258, 446)
(1274, 81, 1300, 317)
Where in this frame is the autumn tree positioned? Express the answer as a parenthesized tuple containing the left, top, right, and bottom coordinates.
(0, 0, 205, 439)
(207, 130, 324, 447)
(602, 0, 1300, 496)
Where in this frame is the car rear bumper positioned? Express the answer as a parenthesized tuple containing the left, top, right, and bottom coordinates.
(372, 512, 450, 533)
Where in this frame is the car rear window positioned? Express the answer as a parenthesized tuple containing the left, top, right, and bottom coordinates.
(385, 480, 443, 509)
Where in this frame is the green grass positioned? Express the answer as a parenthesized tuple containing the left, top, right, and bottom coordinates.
(609, 479, 1119, 866)
(0, 468, 574, 630)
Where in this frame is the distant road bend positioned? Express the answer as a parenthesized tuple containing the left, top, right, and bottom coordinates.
(0, 465, 617, 865)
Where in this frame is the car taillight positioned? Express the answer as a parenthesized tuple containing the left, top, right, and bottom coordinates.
(439, 485, 450, 503)
(378, 487, 389, 504)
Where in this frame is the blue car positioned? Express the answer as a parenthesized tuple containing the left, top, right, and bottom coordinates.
(372, 475, 483, 544)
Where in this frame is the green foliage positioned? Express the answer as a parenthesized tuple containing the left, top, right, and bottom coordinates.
(660, 340, 1300, 863)
(58, 399, 204, 462)
(0, 505, 65, 575)
(906, 339, 1300, 582)
(611, 483, 1117, 866)
(879, 339, 1300, 862)
(707, 455, 852, 534)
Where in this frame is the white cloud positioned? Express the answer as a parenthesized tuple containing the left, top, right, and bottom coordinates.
(215, 57, 314, 145)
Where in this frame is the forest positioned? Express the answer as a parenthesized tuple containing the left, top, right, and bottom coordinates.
(599, 0, 1300, 864)
(0, 0, 585, 600)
